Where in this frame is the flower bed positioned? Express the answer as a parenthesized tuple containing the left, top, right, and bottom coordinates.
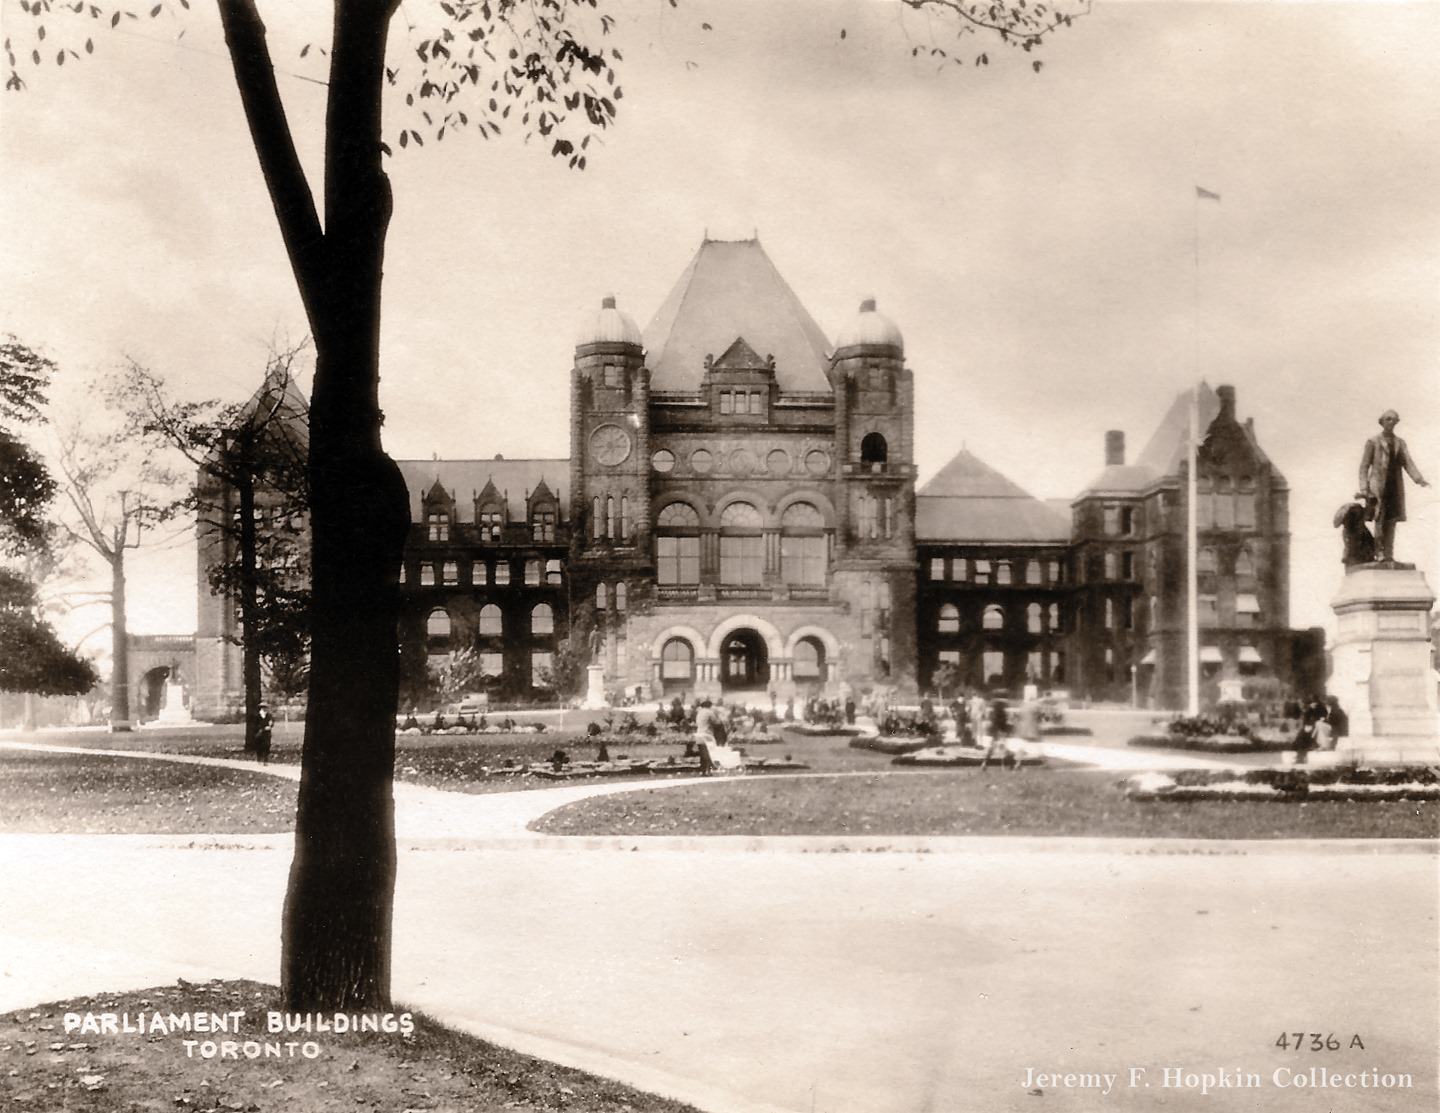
(399, 718, 549, 737)
(893, 744, 1044, 768)
(785, 724, 864, 737)
(850, 735, 933, 755)
(1124, 766, 1440, 802)
(1127, 732, 1291, 754)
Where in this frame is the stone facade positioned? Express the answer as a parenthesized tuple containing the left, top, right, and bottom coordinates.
(189, 239, 1327, 712)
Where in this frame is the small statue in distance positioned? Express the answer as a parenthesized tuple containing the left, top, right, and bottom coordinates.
(1357, 409, 1429, 563)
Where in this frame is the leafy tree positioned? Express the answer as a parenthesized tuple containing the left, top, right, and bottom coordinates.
(0, 337, 97, 708)
(5, 0, 1086, 1011)
(114, 351, 310, 751)
(0, 336, 58, 554)
(0, 567, 98, 697)
(428, 647, 484, 706)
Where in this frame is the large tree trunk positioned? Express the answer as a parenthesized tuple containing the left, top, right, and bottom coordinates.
(110, 552, 130, 731)
(279, 0, 408, 1010)
(238, 472, 263, 753)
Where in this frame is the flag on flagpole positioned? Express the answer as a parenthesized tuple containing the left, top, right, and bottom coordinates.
(1196, 186, 1221, 201)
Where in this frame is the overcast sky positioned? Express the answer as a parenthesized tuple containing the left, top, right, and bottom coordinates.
(3, 0, 1437, 648)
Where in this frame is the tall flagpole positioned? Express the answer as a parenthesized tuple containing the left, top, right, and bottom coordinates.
(1187, 382, 1200, 716)
(1186, 187, 1218, 716)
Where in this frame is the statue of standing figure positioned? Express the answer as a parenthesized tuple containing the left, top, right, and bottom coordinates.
(1357, 409, 1429, 563)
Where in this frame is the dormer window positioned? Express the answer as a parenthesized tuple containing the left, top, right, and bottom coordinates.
(478, 502, 503, 543)
(532, 504, 556, 543)
(426, 512, 449, 542)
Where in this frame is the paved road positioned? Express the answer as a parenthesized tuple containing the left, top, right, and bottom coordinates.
(2, 829, 1435, 1113)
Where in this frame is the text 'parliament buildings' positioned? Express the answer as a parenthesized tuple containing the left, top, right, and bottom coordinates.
(188, 237, 1322, 715)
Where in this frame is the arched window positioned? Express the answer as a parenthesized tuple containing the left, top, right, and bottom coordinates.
(656, 502, 701, 586)
(793, 638, 826, 681)
(860, 432, 888, 467)
(420, 563, 436, 586)
(1048, 603, 1061, 632)
(614, 582, 626, 611)
(591, 496, 602, 541)
(620, 495, 631, 542)
(596, 583, 607, 610)
(719, 502, 763, 585)
(1027, 603, 1043, 634)
(938, 603, 960, 633)
(983, 604, 1004, 631)
(780, 501, 826, 585)
(1235, 548, 1254, 577)
(606, 495, 617, 540)
(661, 638, 693, 682)
(1026, 560, 1042, 585)
(531, 603, 554, 635)
(426, 608, 451, 641)
(479, 604, 502, 636)
(398, 563, 407, 585)
(1198, 547, 1217, 574)
(478, 501, 503, 543)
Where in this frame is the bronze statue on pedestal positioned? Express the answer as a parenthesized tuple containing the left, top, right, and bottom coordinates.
(1356, 409, 1428, 563)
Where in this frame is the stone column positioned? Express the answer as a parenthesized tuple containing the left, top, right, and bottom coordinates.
(1330, 564, 1439, 764)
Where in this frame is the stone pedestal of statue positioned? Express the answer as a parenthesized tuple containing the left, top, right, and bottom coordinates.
(1330, 563, 1440, 764)
(153, 680, 197, 726)
(581, 665, 608, 710)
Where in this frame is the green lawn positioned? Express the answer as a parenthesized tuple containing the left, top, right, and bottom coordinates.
(1, 980, 698, 1113)
(531, 769, 1440, 839)
(0, 750, 296, 834)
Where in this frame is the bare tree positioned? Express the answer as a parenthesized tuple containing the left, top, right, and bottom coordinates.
(52, 418, 180, 731)
(114, 348, 310, 751)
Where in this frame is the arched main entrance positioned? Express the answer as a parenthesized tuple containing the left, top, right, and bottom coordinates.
(720, 628, 769, 691)
(140, 666, 171, 721)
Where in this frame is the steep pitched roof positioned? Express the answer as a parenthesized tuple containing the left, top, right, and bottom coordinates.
(643, 238, 833, 393)
(916, 449, 1070, 543)
(395, 458, 569, 524)
(1074, 463, 1157, 499)
(1134, 382, 1221, 476)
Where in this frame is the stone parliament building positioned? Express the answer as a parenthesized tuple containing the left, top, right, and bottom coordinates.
(172, 237, 1321, 718)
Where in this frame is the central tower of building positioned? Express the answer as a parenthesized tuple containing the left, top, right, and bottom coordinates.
(571, 236, 917, 700)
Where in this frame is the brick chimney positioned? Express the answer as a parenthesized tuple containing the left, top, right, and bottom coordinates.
(1217, 384, 1236, 420)
(1105, 430, 1125, 467)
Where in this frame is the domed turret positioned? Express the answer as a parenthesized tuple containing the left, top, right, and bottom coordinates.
(834, 297, 903, 353)
(577, 294, 642, 348)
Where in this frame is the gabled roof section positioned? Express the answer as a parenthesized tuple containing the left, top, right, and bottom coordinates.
(422, 476, 452, 503)
(529, 476, 557, 504)
(396, 458, 568, 524)
(916, 448, 1070, 543)
(1134, 382, 1221, 477)
(711, 336, 769, 372)
(919, 449, 1037, 500)
(644, 237, 833, 393)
